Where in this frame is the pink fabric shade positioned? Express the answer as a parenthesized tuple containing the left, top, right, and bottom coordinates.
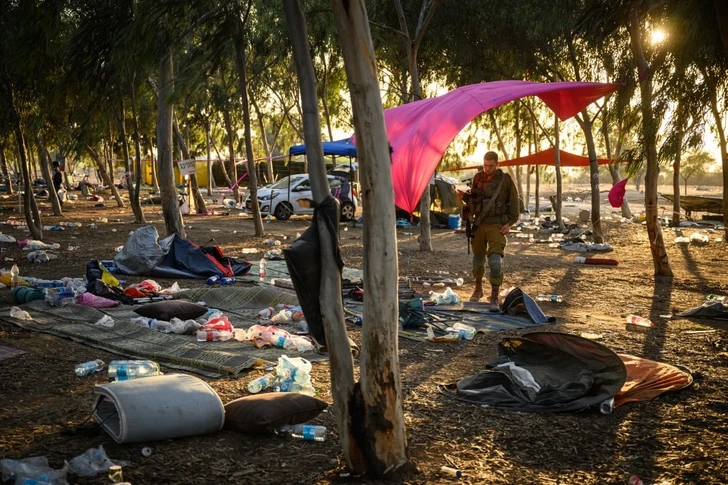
(354, 80, 621, 213)
(609, 178, 630, 208)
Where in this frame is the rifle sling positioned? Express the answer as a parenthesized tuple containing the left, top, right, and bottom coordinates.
(473, 174, 507, 227)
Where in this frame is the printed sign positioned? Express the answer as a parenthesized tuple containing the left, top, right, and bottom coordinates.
(177, 159, 197, 176)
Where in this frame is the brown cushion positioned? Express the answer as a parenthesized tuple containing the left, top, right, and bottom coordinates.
(223, 393, 328, 434)
(133, 300, 208, 321)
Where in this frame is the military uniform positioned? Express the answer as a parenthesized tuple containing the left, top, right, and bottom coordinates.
(464, 168, 519, 287)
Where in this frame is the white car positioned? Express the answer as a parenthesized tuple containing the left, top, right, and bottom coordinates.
(245, 174, 358, 221)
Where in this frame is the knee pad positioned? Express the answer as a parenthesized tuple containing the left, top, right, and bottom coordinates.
(488, 253, 503, 277)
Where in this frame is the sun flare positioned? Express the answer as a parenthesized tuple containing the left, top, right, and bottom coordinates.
(651, 29, 666, 45)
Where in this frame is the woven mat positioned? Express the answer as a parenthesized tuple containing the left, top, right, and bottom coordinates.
(345, 300, 551, 340)
(0, 287, 326, 378)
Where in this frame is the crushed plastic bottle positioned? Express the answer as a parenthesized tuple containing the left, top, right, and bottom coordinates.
(44, 287, 76, 307)
(626, 314, 653, 327)
(535, 294, 563, 302)
(259, 258, 266, 281)
(9, 306, 33, 321)
(599, 397, 615, 415)
(276, 424, 327, 441)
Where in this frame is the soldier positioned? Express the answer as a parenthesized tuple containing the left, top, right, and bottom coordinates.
(462, 151, 519, 310)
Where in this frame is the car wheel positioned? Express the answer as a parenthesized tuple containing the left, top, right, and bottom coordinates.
(274, 202, 293, 220)
(340, 202, 355, 221)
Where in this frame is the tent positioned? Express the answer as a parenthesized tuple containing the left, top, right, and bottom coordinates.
(288, 139, 357, 158)
(379, 81, 621, 213)
(289, 81, 621, 214)
(443, 148, 616, 173)
(114, 227, 251, 279)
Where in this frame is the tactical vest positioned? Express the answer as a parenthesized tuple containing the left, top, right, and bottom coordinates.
(467, 169, 511, 224)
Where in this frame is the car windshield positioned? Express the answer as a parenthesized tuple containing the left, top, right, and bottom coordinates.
(269, 175, 306, 190)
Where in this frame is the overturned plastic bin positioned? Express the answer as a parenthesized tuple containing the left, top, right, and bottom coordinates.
(93, 374, 224, 443)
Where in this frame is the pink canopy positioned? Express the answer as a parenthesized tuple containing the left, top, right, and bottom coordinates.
(368, 80, 621, 213)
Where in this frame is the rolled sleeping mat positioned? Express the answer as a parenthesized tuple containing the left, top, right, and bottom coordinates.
(11, 286, 45, 304)
(93, 374, 225, 444)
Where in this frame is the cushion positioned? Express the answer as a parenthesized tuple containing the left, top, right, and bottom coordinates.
(223, 393, 328, 433)
(133, 300, 208, 321)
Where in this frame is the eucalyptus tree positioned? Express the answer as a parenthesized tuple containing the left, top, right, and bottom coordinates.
(579, 0, 674, 276)
(673, 0, 728, 238)
(329, 0, 413, 478)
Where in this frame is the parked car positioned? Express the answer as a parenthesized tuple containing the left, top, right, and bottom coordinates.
(245, 174, 358, 221)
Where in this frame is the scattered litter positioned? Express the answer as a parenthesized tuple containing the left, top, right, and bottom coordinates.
(580, 332, 603, 340)
(440, 466, 462, 478)
(141, 447, 153, 457)
(574, 256, 619, 266)
(9, 306, 32, 321)
(429, 287, 460, 305)
(264, 239, 282, 246)
(689, 232, 709, 245)
(69, 445, 128, 477)
(94, 315, 115, 328)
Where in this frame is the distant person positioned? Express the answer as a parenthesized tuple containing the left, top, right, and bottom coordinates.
(462, 151, 519, 310)
(52, 161, 64, 205)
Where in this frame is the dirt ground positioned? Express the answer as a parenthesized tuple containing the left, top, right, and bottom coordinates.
(0, 184, 727, 485)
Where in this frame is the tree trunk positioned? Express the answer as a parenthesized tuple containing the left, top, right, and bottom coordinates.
(128, 79, 147, 224)
(156, 46, 185, 237)
(330, 0, 413, 479)
(206, 123, 214, 195)
(233, 13, 263, 237)
(88, 145, 125, 208)
(13, 120, 42, 240)
(0, 142, 14, 195)
(119, 98, 146, 223)
(283, 0, 362, 470)
(553, 116, 565, 232)
(37, 136, 63, 216)
(393, 0, 439, 252)
(535, 166, 540, 216)
(251, 95, 274, 184)
(629, 15, 672, 275)
(704, 72, 728, 240)
(576, 112, 604, 243)
(173, 114, 208, 213)
(221, 108, 237, 192)
(149, 135, 160, 192)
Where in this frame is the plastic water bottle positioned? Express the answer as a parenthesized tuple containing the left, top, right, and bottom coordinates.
(247, 373, 276, 393)
(206, 275, 220, 285)
(259, 258, 266, 281)
(44, 287, 76, 307)
(75, 359, 105, 377)
(626, 314, 653, 327)
(220, 277, 236, 285)
(266, 214, 271, 224)
(535, 294, 563, 302)
(452, 323, 476, 340)
(10, 263, 19, 287)
(108, 360, 161, 381)
(599, 397, 615, 414)
(276, 424, 327, 442)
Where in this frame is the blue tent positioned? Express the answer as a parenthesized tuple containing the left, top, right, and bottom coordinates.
(288, 139, 357, 158)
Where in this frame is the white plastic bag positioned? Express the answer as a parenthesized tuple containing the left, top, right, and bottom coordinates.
(429, 287, 459, 305)
(94, 315, 115, 328)
(68, 445, 128, 478)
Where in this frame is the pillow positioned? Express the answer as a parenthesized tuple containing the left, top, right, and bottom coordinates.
(133, 300, 208, 321)
(223, 393, 328, 434)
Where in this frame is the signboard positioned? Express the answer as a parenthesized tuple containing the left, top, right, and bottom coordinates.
(177, 159, 197, 176)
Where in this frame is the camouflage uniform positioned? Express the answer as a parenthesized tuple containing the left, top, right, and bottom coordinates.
(464, 169, 519, 286)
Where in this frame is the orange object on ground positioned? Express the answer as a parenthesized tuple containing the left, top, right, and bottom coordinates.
(614, 354, 693, 407)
